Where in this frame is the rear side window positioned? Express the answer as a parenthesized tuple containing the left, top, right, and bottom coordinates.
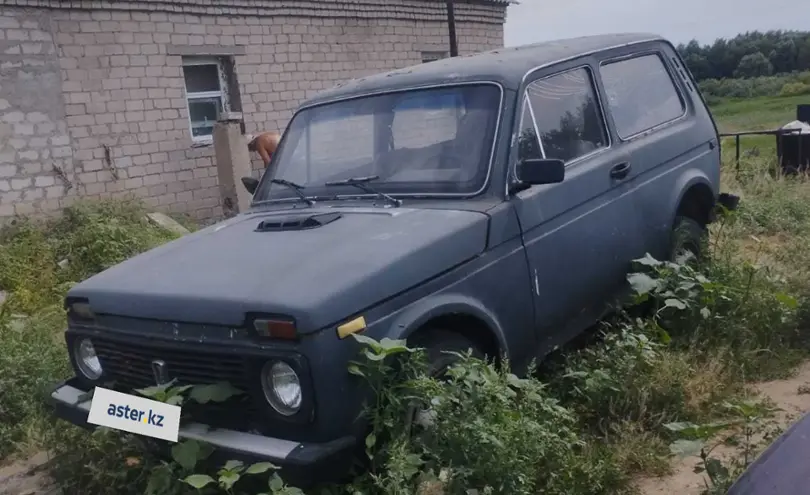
(520, 67, 608, 163)
(601, 54, 685, 139)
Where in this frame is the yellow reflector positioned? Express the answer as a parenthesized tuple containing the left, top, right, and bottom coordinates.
(337, 316, 366, 339)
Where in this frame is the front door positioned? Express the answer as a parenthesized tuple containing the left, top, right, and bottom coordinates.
(510, 63, 642, 351)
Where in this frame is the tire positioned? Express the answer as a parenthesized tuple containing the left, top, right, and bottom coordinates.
(404, 329, 483, 432)
(669, 216, 708, 264)
(409, 329, 484, 378)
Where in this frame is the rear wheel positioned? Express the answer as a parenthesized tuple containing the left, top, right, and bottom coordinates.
(669, 216, 708, 265)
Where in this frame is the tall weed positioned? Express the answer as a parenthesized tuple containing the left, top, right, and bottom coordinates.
(0, 198, 180, 316)
(347, 337, 627, 495)
(0, 198, 184, 464)
(0, 308, 70, 458)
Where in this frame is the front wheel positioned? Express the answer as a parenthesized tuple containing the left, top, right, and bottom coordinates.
(404, 330, 483, 433)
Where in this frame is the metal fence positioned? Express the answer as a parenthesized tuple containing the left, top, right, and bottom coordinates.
(719, 128, 807, 170)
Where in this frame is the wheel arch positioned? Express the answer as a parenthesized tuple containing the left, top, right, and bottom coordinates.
(387, 294, 508, 362)
(671, 173, 717, 229)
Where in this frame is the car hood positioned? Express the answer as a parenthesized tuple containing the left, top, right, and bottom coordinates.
(68, 207, 489, 334)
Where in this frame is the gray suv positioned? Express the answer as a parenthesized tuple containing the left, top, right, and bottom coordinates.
(49, 33, 738, 480)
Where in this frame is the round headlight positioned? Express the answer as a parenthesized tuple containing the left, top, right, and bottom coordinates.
(74, 338, 102, 380)
(261, 361, 302, 416)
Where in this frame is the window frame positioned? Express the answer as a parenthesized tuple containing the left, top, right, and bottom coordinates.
(182, 56, 230, 145)
(251, 81, 506, 204)
(516, 64, 611, 171)
(598, 50, 688, 142)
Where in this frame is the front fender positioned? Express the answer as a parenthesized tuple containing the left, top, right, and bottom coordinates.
(376, 293, 509, 359)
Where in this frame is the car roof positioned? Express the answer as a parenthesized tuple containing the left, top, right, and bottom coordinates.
(302, 33, 665, 108)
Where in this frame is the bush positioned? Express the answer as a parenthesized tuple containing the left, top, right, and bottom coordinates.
(49, 199, 181, 282)
(779, 82, 810, 96)
(346, 337, 627, 495)
(0, 198, 186, 463)
(0, 198, 181, 315)
(0, 220, 61, 313)
(0, 308, 70, 458)
(628, 252, 804, 378)
(551, 321, 704, 431)
(698, 71, 810, 99)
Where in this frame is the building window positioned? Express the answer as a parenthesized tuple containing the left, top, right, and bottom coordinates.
(182, 57, 231, 143)
(421, 51, 448, 64)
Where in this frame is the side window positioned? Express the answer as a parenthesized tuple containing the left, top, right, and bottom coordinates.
(517, 95, 543, 161)
(601, 54, 685, 139)
(523, 67, 608, 163)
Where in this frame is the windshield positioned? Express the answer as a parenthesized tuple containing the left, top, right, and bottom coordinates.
(253, 84, 501, 202)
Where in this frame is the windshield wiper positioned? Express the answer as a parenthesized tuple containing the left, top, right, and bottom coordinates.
(324, 175, 402, 207)
(270, 179, 314, 207)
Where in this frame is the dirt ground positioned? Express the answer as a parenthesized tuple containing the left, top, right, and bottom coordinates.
(635, 360, 810, 494)
(0, 451, 57, 495)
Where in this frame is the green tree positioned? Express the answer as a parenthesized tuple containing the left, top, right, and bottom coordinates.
(734, 52, 773, 78)
(768, 39, 798, 74)
(677, 30, 810, 81)
(797, 36, 810, 71)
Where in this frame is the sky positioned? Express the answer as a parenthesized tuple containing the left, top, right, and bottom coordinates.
(504, 0, 810, 48)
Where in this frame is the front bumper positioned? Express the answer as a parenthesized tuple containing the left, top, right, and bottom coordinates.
(48, 378, 356, 475)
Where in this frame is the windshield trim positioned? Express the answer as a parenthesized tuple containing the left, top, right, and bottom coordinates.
(249, 80, 505, 206)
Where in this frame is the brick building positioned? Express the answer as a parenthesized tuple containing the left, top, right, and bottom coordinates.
(0, 0, 509, 221)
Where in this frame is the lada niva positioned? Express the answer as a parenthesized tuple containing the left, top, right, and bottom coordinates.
(49, 33, 738, 479)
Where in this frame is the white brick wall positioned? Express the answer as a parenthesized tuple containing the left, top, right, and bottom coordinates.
(0, 0, 506, 221)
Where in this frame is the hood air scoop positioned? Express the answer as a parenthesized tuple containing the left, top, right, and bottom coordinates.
(255, 212, 343, 232)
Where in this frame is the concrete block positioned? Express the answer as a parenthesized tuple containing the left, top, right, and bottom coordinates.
(146, 211, 190, 235)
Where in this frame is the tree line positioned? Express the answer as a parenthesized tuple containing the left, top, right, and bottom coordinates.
(677, 30, 810, 81)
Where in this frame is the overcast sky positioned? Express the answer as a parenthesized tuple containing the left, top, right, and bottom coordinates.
(504, 0, 810, 47)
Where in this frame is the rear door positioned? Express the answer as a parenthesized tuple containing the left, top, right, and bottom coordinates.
(596, 44, 718, 260)
(510, 60, 642, 348)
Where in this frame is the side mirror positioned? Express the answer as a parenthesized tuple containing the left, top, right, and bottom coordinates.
(516, 158, 565, 186)
(241, 176, 259, 195)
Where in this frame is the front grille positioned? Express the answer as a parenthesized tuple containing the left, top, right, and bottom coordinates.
(92, 338, 262, 431)
(93, 339, 250, 391)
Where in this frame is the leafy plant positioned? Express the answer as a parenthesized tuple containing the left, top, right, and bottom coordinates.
(626, 252, 802, 378)
(664, 399, 780, 494)
(181, 459, 301, 495)
(347, 335, 624, 495)
(135, 380, 243, 407)
(134, 381, 304, 495)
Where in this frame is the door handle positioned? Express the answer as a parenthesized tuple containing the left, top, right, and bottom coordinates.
(610, 162, 631, 180)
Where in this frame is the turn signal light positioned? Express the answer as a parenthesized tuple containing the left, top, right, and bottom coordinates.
(253, 319, 298, 340)
(66, 297, 96, 322)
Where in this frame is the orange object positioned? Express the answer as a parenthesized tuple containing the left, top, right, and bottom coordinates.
(248, 131, 281, 167)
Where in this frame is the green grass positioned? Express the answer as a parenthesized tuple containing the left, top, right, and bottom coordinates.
(710, 94, 808, 132)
